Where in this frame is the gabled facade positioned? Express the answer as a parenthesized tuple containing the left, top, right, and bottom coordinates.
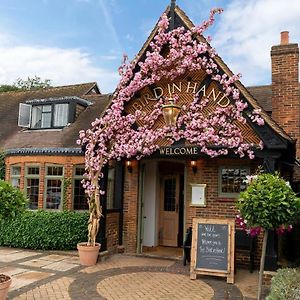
(1, 2, 299, 269)
(91, 3, 299, 269)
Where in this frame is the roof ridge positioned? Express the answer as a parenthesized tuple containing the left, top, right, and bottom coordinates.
(0, 82, 97, 96)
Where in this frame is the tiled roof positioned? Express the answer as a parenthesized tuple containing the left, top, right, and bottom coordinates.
(247, 85, 272, 113)
(0, 82, 112, 152)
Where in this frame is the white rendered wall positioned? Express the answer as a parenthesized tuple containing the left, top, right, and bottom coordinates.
(142, 161, 158, 247)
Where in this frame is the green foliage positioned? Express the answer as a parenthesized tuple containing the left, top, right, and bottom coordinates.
(0, 76, 51, 93)
(0, 180, 28, 220)
(0, 84, 20, 92)
(0, 211, 89, 250)
(266, 268, 300, 300)
(237, 173, 300, 230)
(0, 151, 5, 180)
(14, 76, 51, 90)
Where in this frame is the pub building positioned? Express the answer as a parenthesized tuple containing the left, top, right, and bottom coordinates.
(2, 0, 299, 272)
(88, 1, 300, 270)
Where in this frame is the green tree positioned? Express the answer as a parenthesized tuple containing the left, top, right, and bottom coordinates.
(237, 172, 300, 300)
(14, 76, 51, 90)
(0, 180, 28, 220)
(0, 76, 51, 93)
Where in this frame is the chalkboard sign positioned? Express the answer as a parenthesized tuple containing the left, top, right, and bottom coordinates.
(190, 218, 235, 284)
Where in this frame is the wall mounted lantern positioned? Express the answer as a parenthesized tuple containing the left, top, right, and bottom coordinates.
(191, 160, 197, 174)
(162, 98, 181, 127)
(126, 160, 133, 173)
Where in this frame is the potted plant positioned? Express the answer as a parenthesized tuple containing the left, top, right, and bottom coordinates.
(236, 172, 300, 300)
(0, 179, 28, 299)
(77, 169, 102, 266)
(0, 275, 12, 300)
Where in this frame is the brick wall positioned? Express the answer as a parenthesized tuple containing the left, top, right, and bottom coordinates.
(123, 160, 139, 253)
(185, 158, 263, 268)
(5, 155, 84, 210)
(106, 212, 120, 253)
(271, 32, 299, 158)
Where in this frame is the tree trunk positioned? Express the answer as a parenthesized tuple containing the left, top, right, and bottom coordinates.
(257, 230, 268, 300)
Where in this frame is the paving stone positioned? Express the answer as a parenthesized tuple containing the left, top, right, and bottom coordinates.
(97, 272, 214, 300)
(20, 259, 52, 268)
(0, 251, 41, 262)
(42, 261, 78, 272)
(11, 271, 53, 291)
(0, 266, 28, 276)
(38, 255, 69, 262)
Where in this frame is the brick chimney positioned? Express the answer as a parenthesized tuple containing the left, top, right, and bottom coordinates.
(271, 31, 300, 156)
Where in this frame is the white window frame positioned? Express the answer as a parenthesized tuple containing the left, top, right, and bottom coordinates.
(25, 165, 40, 210)
(44, 165, 64, 210)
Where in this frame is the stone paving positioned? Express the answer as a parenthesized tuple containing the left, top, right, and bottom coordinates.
(0, 247, 268, 299)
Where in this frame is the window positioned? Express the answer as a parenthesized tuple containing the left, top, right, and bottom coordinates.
(107, 165, 115, 209)
(45, 165, 63, 210)
(219, 166, 249, 197)
(10, 165, 21, 188)
(25, 166, 40, 210)
(73, 166, 88, 210)
(18, 103, 69, 129)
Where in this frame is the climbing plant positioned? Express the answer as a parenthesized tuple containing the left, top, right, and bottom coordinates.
(78, 9, 265, 246)
(0, 150, 5, 180)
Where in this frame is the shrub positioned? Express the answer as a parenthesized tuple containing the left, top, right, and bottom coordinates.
(267, 268, 300, 300)
(0, 210, 89, 250)
(0, 180, 28, 220)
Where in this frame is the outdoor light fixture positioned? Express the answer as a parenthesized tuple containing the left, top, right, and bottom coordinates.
(126, 160, 133, 173)
(162, 98, 181, 127)
(191, 160, 197, 174)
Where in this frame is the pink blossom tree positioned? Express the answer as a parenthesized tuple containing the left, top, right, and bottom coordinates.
(78, 9, 265, 246)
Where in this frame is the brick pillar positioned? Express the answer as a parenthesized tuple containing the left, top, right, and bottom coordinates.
(271, 31, 299, 156)
(123, 160, 139, 253)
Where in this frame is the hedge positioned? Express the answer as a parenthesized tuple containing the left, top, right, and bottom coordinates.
(0, 210, 89, 250)
(266, 268, 300, 300)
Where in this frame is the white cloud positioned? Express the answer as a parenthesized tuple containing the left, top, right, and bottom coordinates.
(210, 0, 300, 86)
(0, 43, 119, 93)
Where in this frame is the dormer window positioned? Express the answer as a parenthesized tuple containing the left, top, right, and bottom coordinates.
(18, 96, 92, 130)
(31, 103, 68, 129)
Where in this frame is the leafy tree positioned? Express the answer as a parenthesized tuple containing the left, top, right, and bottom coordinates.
(0, 76, 51, 93)
(237, 172, 300, 300)
(14, 76, 51, 90)
(0, 180, 28, 220)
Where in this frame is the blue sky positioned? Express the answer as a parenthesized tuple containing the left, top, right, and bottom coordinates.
(0, 0, 299, 93)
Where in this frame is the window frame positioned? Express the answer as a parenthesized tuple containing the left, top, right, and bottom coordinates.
(73, 165, 88, 211)
(30, 103, 70, 130)
(218, 166, 250, 198)
(44, 165, 64, 210)
(25, 165, 40, 210)
(10, 165, 21, 188)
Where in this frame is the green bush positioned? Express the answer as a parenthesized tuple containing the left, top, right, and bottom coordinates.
(0, 180, 28, 220)
(0, 210, 89, 250)
(267, 268, 300, 300)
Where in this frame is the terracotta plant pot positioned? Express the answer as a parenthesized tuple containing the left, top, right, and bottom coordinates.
(77, 242, 101, 266)
(0, 274, 12, 300)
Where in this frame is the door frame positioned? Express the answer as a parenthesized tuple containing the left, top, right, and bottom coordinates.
(137, 159, 186, 254)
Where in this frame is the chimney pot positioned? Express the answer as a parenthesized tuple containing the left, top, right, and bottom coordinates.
(281, 31, 289, 45)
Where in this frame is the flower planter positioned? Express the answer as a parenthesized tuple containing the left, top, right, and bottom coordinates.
(0, 274, 12, 300)
(77, 242, 101, 266)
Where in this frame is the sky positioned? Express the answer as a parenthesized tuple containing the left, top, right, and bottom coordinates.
(0, 0, 299, 93)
